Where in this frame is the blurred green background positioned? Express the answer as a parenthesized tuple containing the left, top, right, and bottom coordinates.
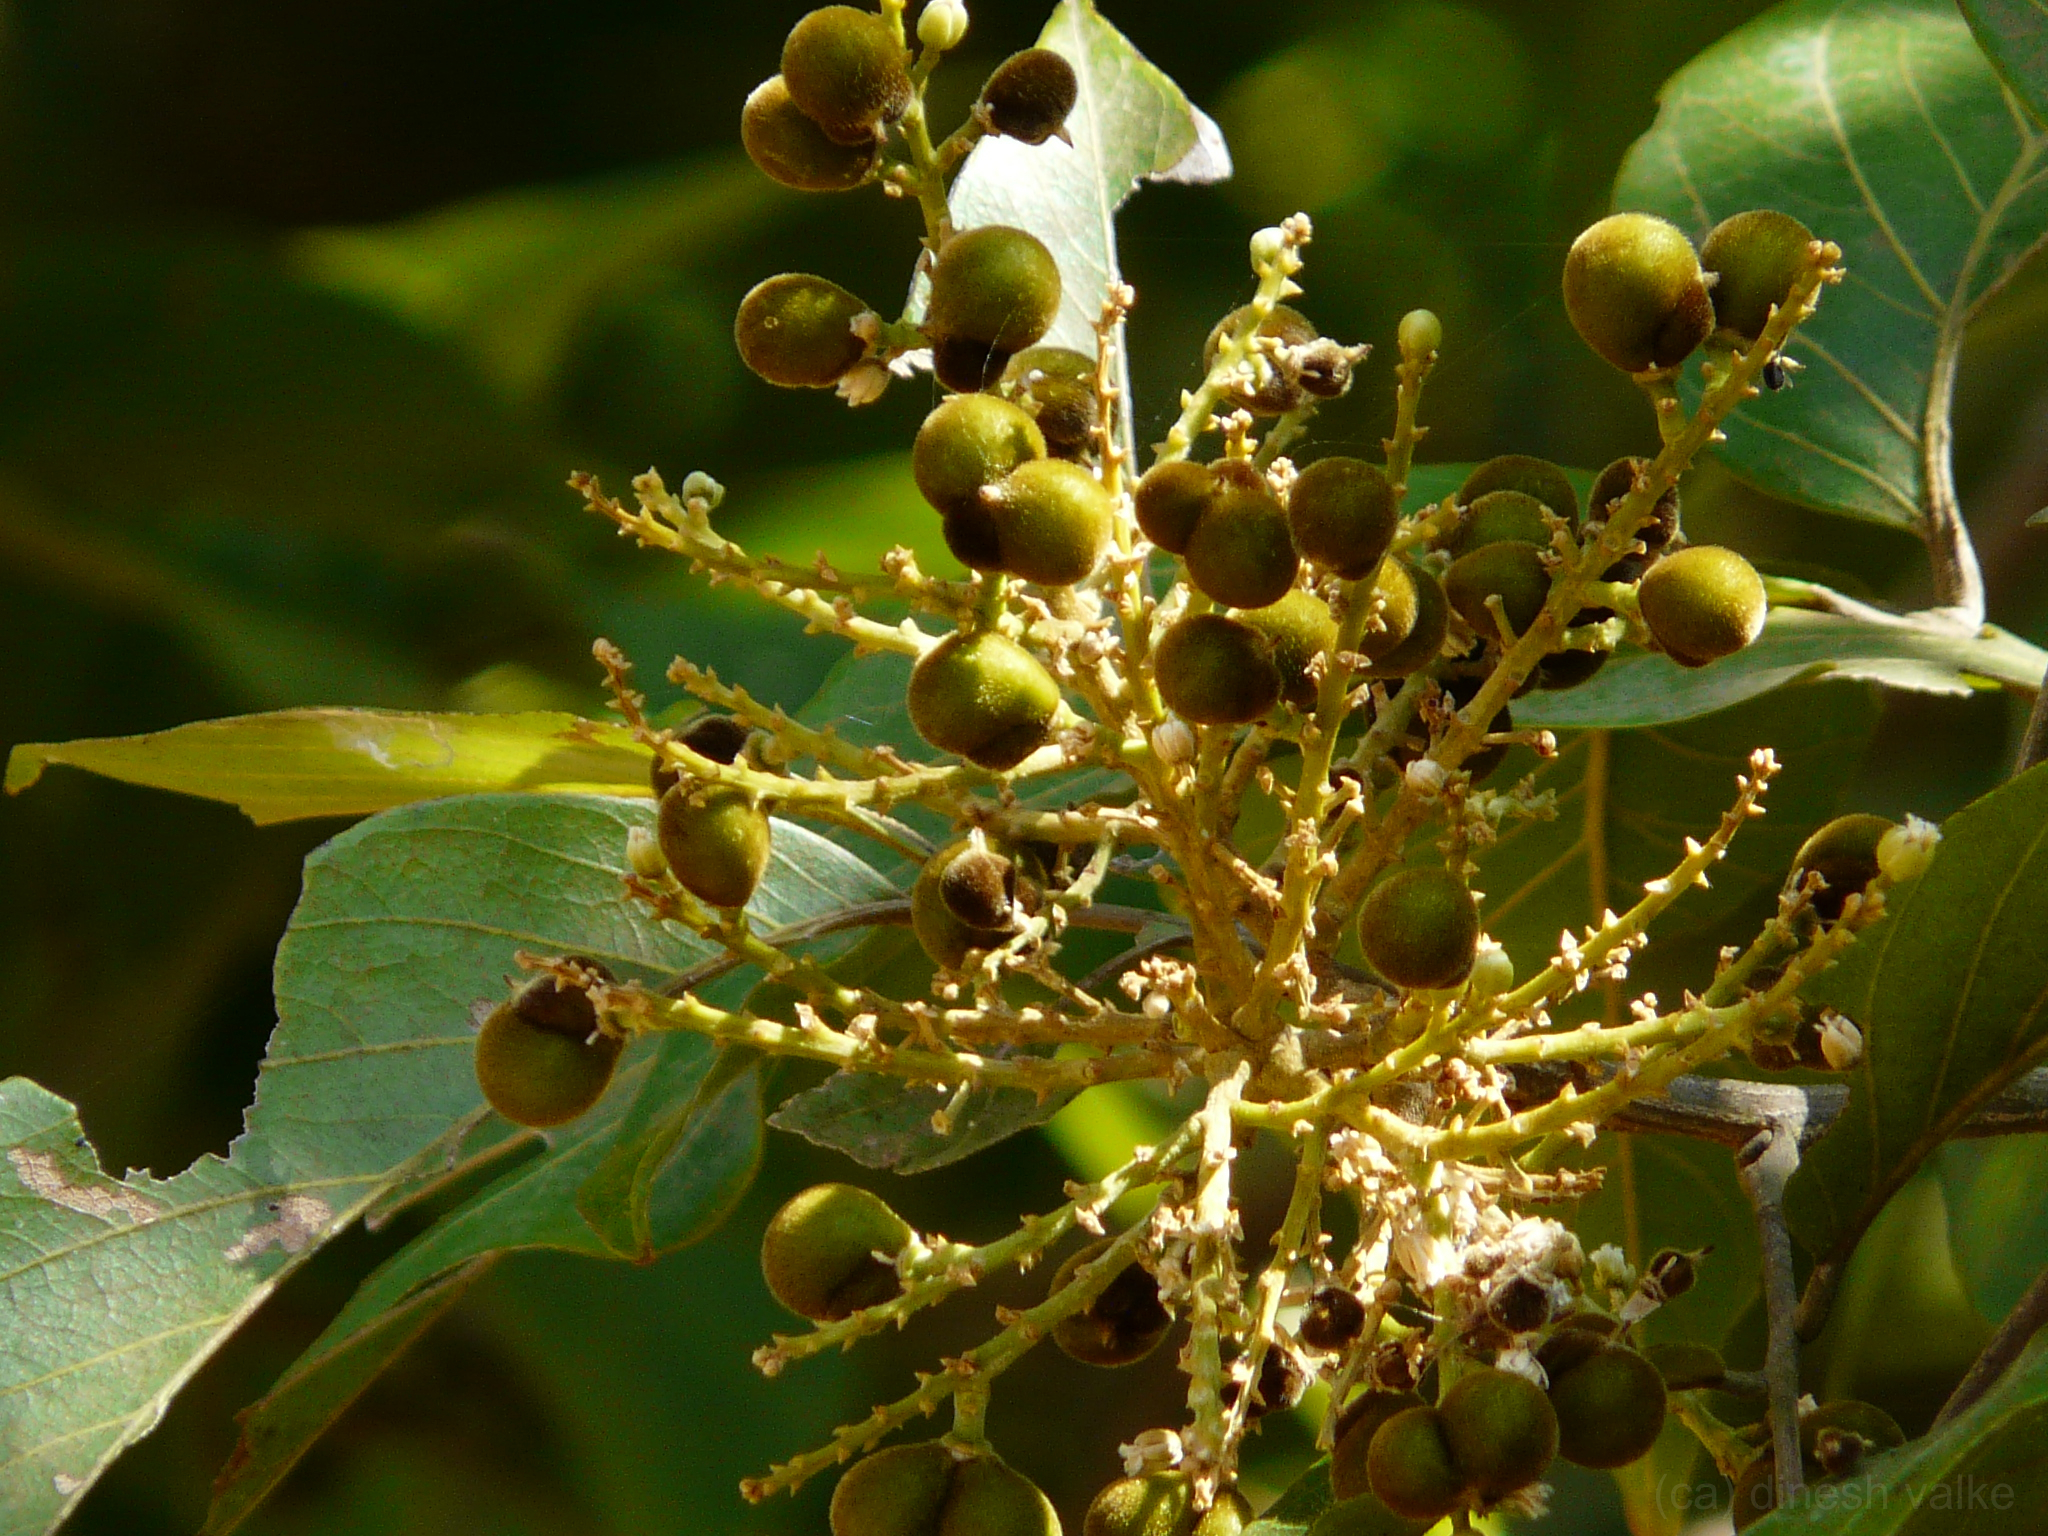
(4, 1, 2045, 1532)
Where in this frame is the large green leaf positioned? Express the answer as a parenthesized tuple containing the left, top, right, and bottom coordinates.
(933, 0, 1230, 355)
(1745, 1336, 2048, 1533)
(1939, 1135, 2048, 1324)
(1962, 0, 2048, 124)
(1516, 610, 2045, 730)
(1787, 763, 2048, 1264)
(770, 1064, 1071, 1175)
(0, 793, 888, 1535)
(4, 708, 652, 824)
(1616, 0, 2048, 530)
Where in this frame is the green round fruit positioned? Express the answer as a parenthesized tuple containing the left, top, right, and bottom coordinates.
(832, 1444, 1062, 1536)
(1365, 1407, 1466, 1524)
(987, 458, 1114, 585)
(1154, 612, 1283, 726)
(1458, 455, 1579, 528)
(1363, 563, 1448, 678)
(1791, 814, 1895, 924)
(1445, 541, 1551, 640)
(1548, 1345, 1667, 1468)
(1289, 457, 1399, 580)
(1801, 1400, 1905, 1478)
(980, 48, 1079, 145)
(1638, 545, 1767, 667)
(1238, 590, 1338, 711)
(907, 630, 1062, 770)
(939, 1455, 1063, 1536)
(925, 225, 1063, 392)
(1134, 460, 1215, 555)
(735, 272, 870, 388)
(1306, 1496, 1430, 1536)
(1331, 1392, 1427, 1500)
(914, 393, 1047, 516)
(1299, 1285, 1369, 1352)
(1643, 1341, 1726, 1393)
(1587, 457, 1680, 550)
(1203, 303, 1319, 415)
(741, 75, 879, 190)
(781, 5, 912, 145)
(653, 714, 754, 798)
(1051, 1240, 1172, 1366)
(1183, 480, 1298, 610)
(474, 965, 623, 1128)
(1083, 1473, 1250, 1536)
(1446, 491, 1554, 557)
(943, 504, 1006, 571)
(657, 783, 772, 909)
(762, 1182, 913, 1321)
(1700, 210, 1816, 341)
(1439, 1367, 1559, 1500)
(1563, 212, 1715, 373)
(939, 845, 1016, 930)
(1004, 346, 1098, 456)
(1353, 560, 1419, 664)
(1359, 867, 1481, 990)
(913, 840, 1015, 968)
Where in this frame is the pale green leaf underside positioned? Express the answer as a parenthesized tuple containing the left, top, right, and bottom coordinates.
(1939, 1135, 2048, 1324)
(1617, 0, 2048, 528)
(4, 708, 653, 824)
(934, 0, 1230, 354)
(1787, 762, 2048, 1262)
(0, 793, 888, 1535)
(771, 1067, 1071, 1174)
(1961, 0, 2048, 124)
(1745, 1335, 2048, 1533)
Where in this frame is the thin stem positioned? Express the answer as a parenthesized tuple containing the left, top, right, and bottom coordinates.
(2018, 680, 2048, 777)
(1934, 1261, 2048, 1428)
(1737, 1113, 1808, 1509)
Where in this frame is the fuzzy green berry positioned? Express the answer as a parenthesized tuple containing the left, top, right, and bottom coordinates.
(741, 75, 880, 191)
(1083, 1473, 1250, 1536)
(939, 845, 1016, 930)
(1458, 455, 1580, 529)
(1184, 479, 1298, 610)
(1134, 460, 1215, 555)
(1238, 590, 1338, 711)
(1801, 1400, 1905, 1477)
(781, 5, 912, 146)
(1358, 867, 1481, 990)
(1299, 1286, 1368, 1352)
(1050, 1240, 1172, 1366)
(473, 964, 623, 1128)
(1365, 1406, 1465, 1524)
(831, 1444, 1060, 1536)
(907, 630, 1061, 770)
(1331, 1392, 1427, 1501)
(980, 48, 1079, 145)
(1700, 210, 1816, 341)
(762, 1182, 912, 1322)
(1445, 490, 1555, 557)
(1154, 612, 1283, 726)
(1587, 456, 1681, 550)
(1563, 212, 1715, 373)
(1791, 813, 1896, 924)
(986, 458, 1113, 585)
(1004, 346, 1097, 457)
(1547, 1345, 1667, 1469)
(1439, 1367, 1559, 1501)
(1203, 303, 1319, 415)
(1445, 541, 1551, 640)
(913, 840, 1015, 968)
(651, 713, 753, 798)
(1398, 307, 1443, 359)
(1289, 457, 1399, 579)
(1362, 563, 1449, 678)
(1638, 545, 1767, 667)
(925, 225, 1063, 392)
(735, 272, 870, 388)
(657, 782, 772, 909)
(914, 393, 1046, 516)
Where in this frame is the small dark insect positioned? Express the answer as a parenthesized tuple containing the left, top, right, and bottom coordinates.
(1761, 354, 1790, 391)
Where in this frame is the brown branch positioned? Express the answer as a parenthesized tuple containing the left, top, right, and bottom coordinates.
(1737, 1112, 1808, 1508)
(1934, 1262, 2048, 1429)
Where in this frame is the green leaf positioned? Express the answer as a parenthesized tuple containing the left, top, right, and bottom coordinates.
(4, 708, 653, 824)
(1244, 1458, 1336, 1536)
(1616, 0, 2048, 529)
(1516, 610, 2046, 731)
(1962, 0, 2048, 125)
(770, 1065, 1072, 1175)
(1940, 1135, 2048, 1323)
(0, 793, 888, 1534)
(288, 155, 782, 406)
(1744, 1337, 2048, 1532)
(936, 0, 1231, 355)
(1786, 763, 2048, 1265)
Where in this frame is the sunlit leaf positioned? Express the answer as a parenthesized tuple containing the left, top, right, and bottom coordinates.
(770, 1064, 1071, 1175)
(1962, 0, 2048, 124)
(925, 0, 1231, 354)
(0, 793, 887, 1534)
(1787, 762, 2048, 1265)
(4, 708, 653, 825)
(1617, 0, 2048, 529)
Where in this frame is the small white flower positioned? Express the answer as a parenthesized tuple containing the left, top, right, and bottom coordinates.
(1877, 815, 1940, 885)
(1118, 1428, 1182, 1475)
(1819, 1011, 1864, 1072)
(917, 0, 968, 51)
(1249, 226, 1287, 273)
(1151, 717, 1196, 766)
(1405, 758, 1448, 796)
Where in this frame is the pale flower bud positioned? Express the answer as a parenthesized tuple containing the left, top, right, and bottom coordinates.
(1468, 944, 1514, 1000)
(626, 825, 668, 881)
(680, 470, 724, 509)
(1398, 308, 1443, 360)
(1151, 717, 1196, 766)
(918, 0, 969, 52)
(1877, 814, 1940, 885)
(1818, 1011, 1864, 1072)
(1405, 758, 1448, 796)
(1249, 226, 1287, 274)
